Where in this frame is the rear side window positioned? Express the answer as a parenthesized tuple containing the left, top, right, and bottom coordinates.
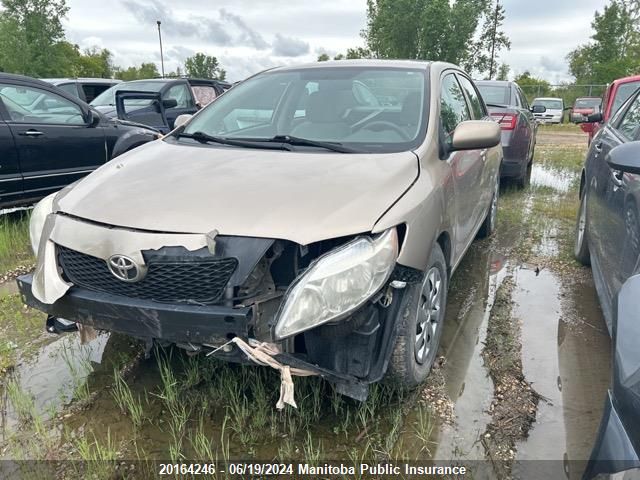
(81, 84, 113, 103)
(516, 88, 529, 109)
(440, 73, 470, 143)
(456, 75, 485, 119)
(57, 82, 79, 97)
(165, 83, 195, 109)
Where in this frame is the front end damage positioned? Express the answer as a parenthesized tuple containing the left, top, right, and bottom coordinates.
(18, 211, 418, 403)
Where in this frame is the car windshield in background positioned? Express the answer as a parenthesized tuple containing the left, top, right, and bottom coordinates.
(574, 98, 601, 108)
(533, 99, 563, 110)
(612, 81, 640, 116)
(91, 81, 164, 106)
(477, 85, 510, 105)
(181, 67, 428, 153)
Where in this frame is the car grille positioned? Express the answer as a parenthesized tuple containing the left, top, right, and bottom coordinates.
(57, 245, 238, 305)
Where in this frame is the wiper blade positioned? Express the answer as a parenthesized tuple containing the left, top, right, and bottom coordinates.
(268, 135, 358, 153)
(176, 131, 289, 150)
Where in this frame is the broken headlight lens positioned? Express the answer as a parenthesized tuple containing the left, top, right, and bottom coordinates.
(274, 228, 398, 340)
(29, 192, 56, 255)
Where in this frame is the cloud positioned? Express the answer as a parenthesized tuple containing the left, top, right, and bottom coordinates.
(219, 8, 269, 50)
(272, 33, 309, 57)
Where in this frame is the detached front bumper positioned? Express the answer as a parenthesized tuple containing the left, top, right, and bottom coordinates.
(17, 273, 251, 345)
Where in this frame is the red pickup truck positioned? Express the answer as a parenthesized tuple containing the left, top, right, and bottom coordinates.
(581, 74, 640, 143)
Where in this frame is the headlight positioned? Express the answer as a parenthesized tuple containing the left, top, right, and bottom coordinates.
(29, 193, 56, 255)
(274, 228, 399, 340)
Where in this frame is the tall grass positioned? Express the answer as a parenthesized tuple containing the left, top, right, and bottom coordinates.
(0, 213, 33, 274)
(112, 367, 145, 428)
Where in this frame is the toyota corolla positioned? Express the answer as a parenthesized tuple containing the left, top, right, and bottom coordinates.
(18, 60, 501, 403)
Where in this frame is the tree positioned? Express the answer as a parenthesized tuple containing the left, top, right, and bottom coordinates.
(514, 71, 551, 101)
(114, 63, 160, 81)
(363, 0, 507, 75)
(0, 0, 71, 76)
(184, 53, 226, 80)
(317, 53, 330, 62)
(496, 63, 510, 81)
(73, 47, 114, 77)
(466, 0, 511, 78)
(568, 0, 640, 84)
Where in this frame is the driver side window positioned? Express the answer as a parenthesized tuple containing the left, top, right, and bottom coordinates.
(0, 84, 85, 125)
(440, 74, 471, 145)
(616, 94, 640, 141)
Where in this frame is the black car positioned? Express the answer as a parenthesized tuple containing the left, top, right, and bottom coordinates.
(41, 78, 121, 103)
(476, 80, 545, 187)
(0, 73, 160, 208)
(576, 84, 640, 478)
(90, 78, 231, 133)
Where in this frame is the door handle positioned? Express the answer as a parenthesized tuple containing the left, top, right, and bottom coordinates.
(18, 129, 44, 137)
(480, 149, 487, 162)
(594, 142, 603, 153)
(611, 169, 624, 188)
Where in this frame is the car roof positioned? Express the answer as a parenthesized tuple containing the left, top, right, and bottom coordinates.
(0, 72, 59, 88)
(42, 78, 122, 84)
(268, 59, 434, 72)
(475, 80, 513, 86)
(612, 75, 640, 85)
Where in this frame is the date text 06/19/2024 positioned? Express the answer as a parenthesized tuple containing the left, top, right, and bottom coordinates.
(158, 463, 469, 477)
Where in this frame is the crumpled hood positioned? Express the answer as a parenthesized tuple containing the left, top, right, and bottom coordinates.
(57, 140, 419, 245)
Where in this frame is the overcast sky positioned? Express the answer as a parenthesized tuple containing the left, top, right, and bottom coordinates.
(63, 0, 610, 83)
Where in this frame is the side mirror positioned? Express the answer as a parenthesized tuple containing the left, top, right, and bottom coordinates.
(607, 142, 640, 174)
(531, 105, 546, 114)
(587, 112, 603, 123)
(85, 109, 100, 127)
(451, 120, 501, 151)
(174, 114, 193, 128)
(162, 98, 178, 109)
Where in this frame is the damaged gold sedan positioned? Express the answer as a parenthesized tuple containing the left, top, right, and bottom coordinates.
(18, 60, 502, 403)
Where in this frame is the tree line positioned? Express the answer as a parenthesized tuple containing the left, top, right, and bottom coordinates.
(0, 0, 226, 80)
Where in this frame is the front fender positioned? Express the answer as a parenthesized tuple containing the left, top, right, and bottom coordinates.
(111, 129, 159, 159)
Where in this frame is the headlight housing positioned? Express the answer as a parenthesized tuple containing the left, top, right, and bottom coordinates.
(274, 228, 399, 340)
(29, 193, 56, 255)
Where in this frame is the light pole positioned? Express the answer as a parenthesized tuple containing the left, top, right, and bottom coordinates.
(157, 20, 165, 78)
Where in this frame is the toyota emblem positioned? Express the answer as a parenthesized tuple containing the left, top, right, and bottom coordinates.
(107, 255, 145, 282)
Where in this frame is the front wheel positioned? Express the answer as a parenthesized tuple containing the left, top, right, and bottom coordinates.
(574, 188, 591, 265)
(387, 244, 448, 388)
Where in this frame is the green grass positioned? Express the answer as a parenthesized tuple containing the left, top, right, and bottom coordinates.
(0, 213, 33, 275)
(0, 295, 47, 373)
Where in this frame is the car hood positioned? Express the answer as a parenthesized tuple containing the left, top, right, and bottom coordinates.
(56, 140, 419, 245)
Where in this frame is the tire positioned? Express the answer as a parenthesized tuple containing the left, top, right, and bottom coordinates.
(516, 160, 532, 189)
(478, 173, 500, 238)
(387, 244, 448, 388)
(574, 188, 591, 265)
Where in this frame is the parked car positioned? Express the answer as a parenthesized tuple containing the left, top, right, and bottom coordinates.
(583, 274, 640, 479)
(90, 77, 231, 133)
(476, 80, 545, 187)
(575, 85, 640, 480)
(41, 78, 121, 103)
(532, 97, 564, 124)
(570, 96, 602, 123)
(17, 60, 502, 401)
(580, 74, 640, 144)
(0, 73, 160, 208)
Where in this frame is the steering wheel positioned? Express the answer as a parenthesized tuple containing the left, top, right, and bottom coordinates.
(355, 120, 411, 140)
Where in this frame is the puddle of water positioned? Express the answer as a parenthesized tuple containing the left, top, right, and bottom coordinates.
(512, 267, 611, 480)
(531, 165, 576, 193)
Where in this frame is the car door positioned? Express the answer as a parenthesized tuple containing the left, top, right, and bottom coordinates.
(440, 72, 485, 259)
(456, 74, 494, 232)
(161, 81, 197, 129)
(592, 94, 640, 309)
(0, 106, 23, 206)
(0, 81, 106, 202)
(515, 87, 536, 157)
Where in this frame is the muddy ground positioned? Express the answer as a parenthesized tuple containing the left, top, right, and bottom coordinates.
(0, 125, 612, 479)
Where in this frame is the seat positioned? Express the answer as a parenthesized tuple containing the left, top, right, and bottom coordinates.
(290, 90, 351, 140)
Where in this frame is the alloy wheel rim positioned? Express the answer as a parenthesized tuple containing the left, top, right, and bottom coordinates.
(415, 267, 442, 365)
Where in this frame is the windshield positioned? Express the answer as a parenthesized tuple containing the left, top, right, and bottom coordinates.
(612, 81, 640, 116)
(574, 98, 601, 109)
(182, 67, 428, 153)
(91, 81, 165, 106)
(533, 99, 563, 110)
(477, 85, 510, 105)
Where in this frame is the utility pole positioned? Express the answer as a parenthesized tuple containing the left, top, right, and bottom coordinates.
(157, 20, 165, 78)
(488, 0, 499, 79)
